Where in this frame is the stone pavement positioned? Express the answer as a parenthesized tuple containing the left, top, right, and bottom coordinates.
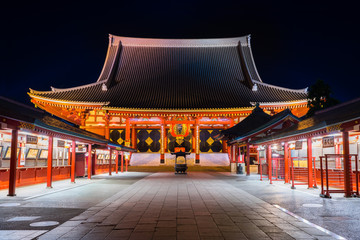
(0, 177, 99, 200)
(38, 172, 340, 240)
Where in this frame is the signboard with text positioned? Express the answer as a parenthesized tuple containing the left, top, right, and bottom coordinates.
(26, 135, 38, 145)
(323, 136, 335, 148)
(295, 141, 303, 150)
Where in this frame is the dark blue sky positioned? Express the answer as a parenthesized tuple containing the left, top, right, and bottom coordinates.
(1, 1, 359, 105)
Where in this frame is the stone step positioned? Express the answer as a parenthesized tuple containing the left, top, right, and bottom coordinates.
(130, 153, 230, 166)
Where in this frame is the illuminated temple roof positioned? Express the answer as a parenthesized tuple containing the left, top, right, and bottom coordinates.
(29, 35, 308, 110)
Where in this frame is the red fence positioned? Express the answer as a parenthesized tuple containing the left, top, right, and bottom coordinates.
(290, 157, 317, 189)
(319, 154, 359, 198)
(271, 158, 285, 182)
(0, 166, 71, 190)
(259, 157, 268, 181)
(95, 164, 116, 175)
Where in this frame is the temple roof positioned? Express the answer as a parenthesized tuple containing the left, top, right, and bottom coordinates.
(221, 106, 300, 142)
(253, 98, 360, 144)
(29, 35, 308, 110)
(0, 96, 134, 151)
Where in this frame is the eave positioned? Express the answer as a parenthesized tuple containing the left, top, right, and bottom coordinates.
(229, 115, 300, 145)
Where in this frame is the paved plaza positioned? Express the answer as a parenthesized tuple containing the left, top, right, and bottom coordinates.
(0, 172, 355, 239)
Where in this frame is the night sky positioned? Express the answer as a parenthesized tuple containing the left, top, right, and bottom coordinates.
(1, 1, 359, 105)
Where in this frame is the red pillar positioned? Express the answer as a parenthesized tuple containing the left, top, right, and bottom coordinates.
(267, 145, 272, 184)
(125, 154, 128, 172)
(342, 131, 352, 197)
(109, 150, 112, 176)
(222, 124, 227, 153)
(192, 128, 196, 153)
(121, 151, 124, 173)
(71, 140, 76, 183)
(195, 118, 200, 164)
(132, 126, 136, 148)
(87, 144, 92, 179)
(115, 150, 119, 174)
(160, 119, 165, 164)
(164, 129, 168, 152)
(47, 136, 53, 188)
(104, 113, 110, 140)
(335, 143, 341, 169)
(284, 142, 290, 184)
(246, 143, 250, 176)
(8, 129, 18, 196)
(93, 150, 97, 176)
(125, 118, 131, 147)
(307, 138, 314, 189)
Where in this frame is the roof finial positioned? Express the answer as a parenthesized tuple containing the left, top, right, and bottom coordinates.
(247, 35, 251, 47)
(102, 83, 108, 91)
(252, 83, 258, 91)
(109, 35, 113, 46)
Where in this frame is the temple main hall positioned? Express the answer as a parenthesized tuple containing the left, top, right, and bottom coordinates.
(28, 35, 308, 165)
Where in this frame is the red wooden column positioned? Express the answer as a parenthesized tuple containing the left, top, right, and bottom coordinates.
(227, 119, 235, 162)
(335, 142, 341, 169)
(267, 145, 272, 184)
(47, 136, 53, 188)
(132, 126, 136, 149)
(121, 151, 124, 173)
(71, 140, 76, 183)
(195, 118, 200, 164)
(307, 138, 314, 189)
(125, 118, 131, 147)
(115, 150, 119, 174)
(246, 143, 250, 176)
(164, 129, 168, 152)
(160, 118, 165, 164)
(222, 125, 227, 153)
(93, 150, 97, 176)
(109, 150, 112, 176)
(125, 154, 128, 172)
(8, 129, 18, 196)
(104, 112, 110, 140)
(284, 142, 290, 184)
(192, 128, 196, 153)
(87, 144, 92, 179)
(342, 130, 352, 197)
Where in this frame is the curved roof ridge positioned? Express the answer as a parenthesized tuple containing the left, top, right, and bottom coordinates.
(246, 36, 263, 82)
(29, 94, 110, 106)
(29, 81, 106, 95)
(103, 106, 254, 112)
(254, 80, 308, 93)
(109, 34, 250, 47)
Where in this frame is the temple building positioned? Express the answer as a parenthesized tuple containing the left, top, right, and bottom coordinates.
(28, 35, 309, 165)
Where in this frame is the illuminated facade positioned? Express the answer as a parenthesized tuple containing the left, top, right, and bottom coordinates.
(29, 35, 309, 164)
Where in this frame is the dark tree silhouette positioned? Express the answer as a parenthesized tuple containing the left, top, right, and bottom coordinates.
(306, 79, 339, 117)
